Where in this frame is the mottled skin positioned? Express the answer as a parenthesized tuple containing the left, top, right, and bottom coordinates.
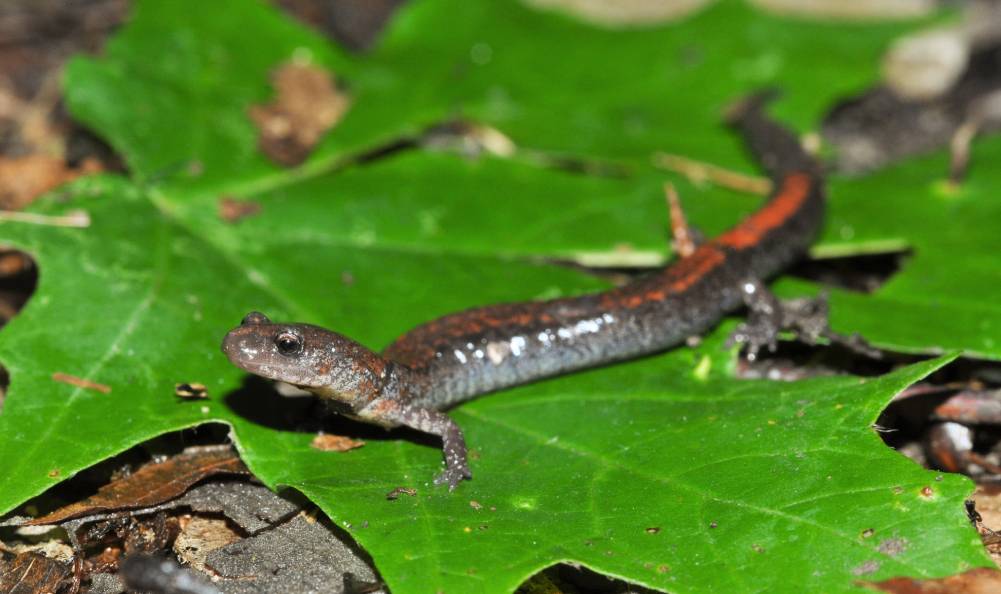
(222, 95, 827, 489)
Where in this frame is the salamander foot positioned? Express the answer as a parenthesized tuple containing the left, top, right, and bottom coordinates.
(728, 280, 882, 360)
(434, 463, 472, 491)
(368, 400, 473, 491)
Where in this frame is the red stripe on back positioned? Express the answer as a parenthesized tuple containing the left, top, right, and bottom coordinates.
(717, 172, 811, 249)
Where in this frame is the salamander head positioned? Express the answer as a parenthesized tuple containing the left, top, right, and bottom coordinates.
(222, 311, 390, 405)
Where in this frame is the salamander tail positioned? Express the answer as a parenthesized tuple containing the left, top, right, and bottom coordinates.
(722, 88, 782, 125)
(724, 89, 821, 180)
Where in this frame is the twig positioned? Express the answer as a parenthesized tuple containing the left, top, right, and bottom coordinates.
(949, 89, 1001, 185)
(52, 372, 111, 394)
(653, 152, 772, 196)
(0, 209, 90, 227)
(664, 183, 696, 258)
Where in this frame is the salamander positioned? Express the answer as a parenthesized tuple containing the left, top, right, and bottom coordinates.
(222, 93, 835, 490)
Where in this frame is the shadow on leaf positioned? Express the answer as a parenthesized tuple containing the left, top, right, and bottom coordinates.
(223, 375, 438, 448)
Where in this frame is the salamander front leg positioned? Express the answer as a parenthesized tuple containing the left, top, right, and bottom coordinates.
(782, 292, 883, 359)
(369, 401, 472, 490)
(728, 280, 882, 360)
(727, 279, 783, 360)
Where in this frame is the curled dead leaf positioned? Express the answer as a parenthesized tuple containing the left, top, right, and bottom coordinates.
(27, 447, 248, 526)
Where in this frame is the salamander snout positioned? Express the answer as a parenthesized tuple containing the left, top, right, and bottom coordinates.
(221, 314, 316, 385)
(221, 313, 393, 401)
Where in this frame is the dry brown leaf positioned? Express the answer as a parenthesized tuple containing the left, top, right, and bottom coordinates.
(310, 433, 365, 452)
(864, 567, 1001, 593)
(0, 155, 101, 210)
(217, 196, 262, 223)
(0, 551, 72, 594)
(27, 447, 249, 526)
(248, 62, 350, 166)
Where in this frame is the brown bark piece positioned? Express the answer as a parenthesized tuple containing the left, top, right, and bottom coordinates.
(173, 515, 241, 572)
(27, 447, 249, 526)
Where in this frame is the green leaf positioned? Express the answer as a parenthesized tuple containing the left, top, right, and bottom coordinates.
(259, 354, 987, 593)
(0, 0, 992, 593)
(799, 141, 1001, 358)
(382, 0, 921, 164)
(63, 0, 448, 194)
(0, 169, 608, 510)
(66, 0, 996, 358)
(68, 0, 929, 186)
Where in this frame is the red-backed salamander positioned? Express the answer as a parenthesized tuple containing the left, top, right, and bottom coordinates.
(222, 93, 847, 490)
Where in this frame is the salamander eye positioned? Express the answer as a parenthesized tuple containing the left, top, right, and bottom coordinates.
(242, 311, 270, 326)
(274, 331, 303, 356)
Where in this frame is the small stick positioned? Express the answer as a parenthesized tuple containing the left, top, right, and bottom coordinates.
(890, 382, 967, 403)
(52, 372, 111, 394)
(653, 152, 772, 196)
(664, 183, 696, 258)
(0, 209, 90, 228)
(950, 118, 980, 186)
(950, 117, 982, 186)
(949, 89, 1001, 185)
